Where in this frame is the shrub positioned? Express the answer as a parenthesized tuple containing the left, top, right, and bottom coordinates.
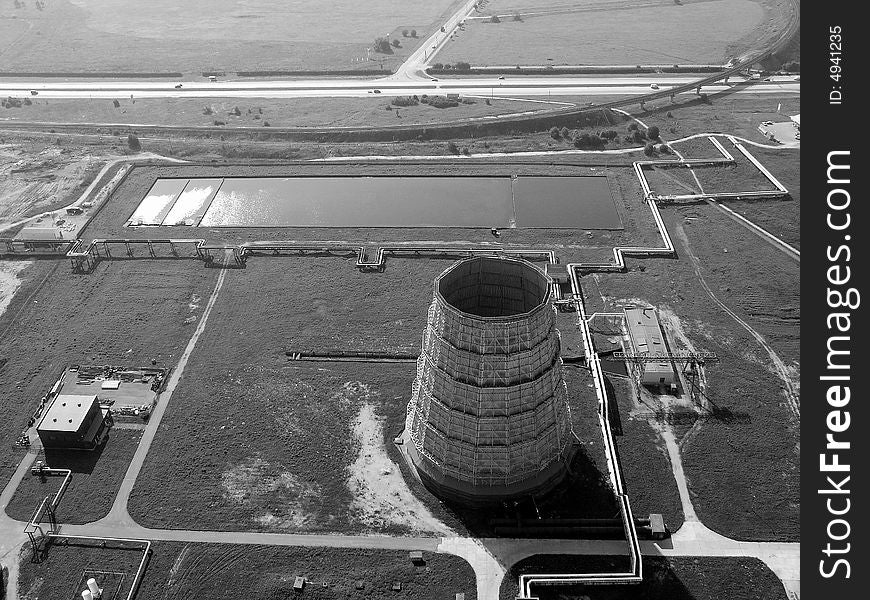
(659, 144, 671, 153)
(644, 143, 655, 156)
(112, 99, 121, 108)
(490, 14, 501, 23)
(402, 29, 409, 37)
(392, 39, 400, 48)
(454, 61, 471, 71)
(127, 134, 141, 151)
(432, 63, 444, 70)
(560, 126, 570, 139)
(23, 97, 32, 105)
(627, 122, 638, 131)
(647, 125, 660, 139)
(427, 95, 459, 108)
(410, 29, 417, 38)
(391, 96, 420, 106)
(447, 141, 460, 154)
(263, 121, 271, 126)
(632, 129, 645, 143)
(372, 37, 393, 54)
(549, 126, 560, 139)
(462, 147, 471, 155)
(213, 119, 226, 126)
(513, 13, 522, 21)
(485, 98, 491, 105)
(230, 106, 241, 116)
(666, 111, 673, 118)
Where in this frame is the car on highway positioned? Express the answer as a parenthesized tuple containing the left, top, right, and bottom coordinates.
(373, 89, 382, 94)
(649, 83, 659, 90)
(174, 84, 183, 89)
(29, 90, 38, 95)
(498, 76, 505, 80)
(761, 121, 773, 126)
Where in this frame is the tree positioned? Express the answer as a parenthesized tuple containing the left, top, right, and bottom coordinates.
(455, 61, 471, 71)
(560, 126, 570, 139)
(112, 99, 121, 108)
(410, 29, 417, 38)
(647, 125, 660, 140)
(447, 141, 460, 154)
(490, 15, 501, 23)
(402, 29, 409, 37)
(127, 134, 141, 151)
(644, 143, 655, 156)
(372, 37, 393, 54)
(549, 126, 560, 139)
(513, 13, 522, 21)
(627, 122, 638, 131)
(432, 63, 444, 70)
(391, 39, 400, 48)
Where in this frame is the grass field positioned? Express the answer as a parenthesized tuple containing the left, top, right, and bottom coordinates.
(5, 429, 142, 524)
(0, 260, 218, 492)
(499, 554, 788, 600)
(0, 0, 461, 74)
(437, 0, 769, 67)
(586, 203, 799, 541)
(0, 95, 566, 129)
(721, 147, 799, 248)
(127, 257, 619, 536)
(19, 540, 477, 600)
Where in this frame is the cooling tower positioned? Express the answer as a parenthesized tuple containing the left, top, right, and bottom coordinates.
(406, 256, 574, 504)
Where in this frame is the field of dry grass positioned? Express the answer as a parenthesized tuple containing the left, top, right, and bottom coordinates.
(0, 0, 461, 74)
(499, 554, 788, 600)
(126, 256, 619, 536)
(0, 260, 218, 492)
(587, 203, 799, 541)
(437, 0, 768, 67)
(0, 95, 567, 129)
(19, 540, 477, 600)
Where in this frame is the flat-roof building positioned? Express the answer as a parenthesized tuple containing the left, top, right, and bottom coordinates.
(624, 307, 676, 387)
(37, 394, 110, 450)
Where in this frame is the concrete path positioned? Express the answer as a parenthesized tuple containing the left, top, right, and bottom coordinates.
(105, 265, 228, 525)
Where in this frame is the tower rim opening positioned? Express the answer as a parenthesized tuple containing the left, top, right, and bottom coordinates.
(435, 256, 552, 321)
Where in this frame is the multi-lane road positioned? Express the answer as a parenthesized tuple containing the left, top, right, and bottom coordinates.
(0, 75, 798, 101)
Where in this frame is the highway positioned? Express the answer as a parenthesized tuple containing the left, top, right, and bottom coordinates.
(0, 75, 798, 100)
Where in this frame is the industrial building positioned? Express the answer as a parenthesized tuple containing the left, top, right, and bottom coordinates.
(406, 256, 575, 504)
(624, 307, 676, 388)
(36, 394, 111, 450)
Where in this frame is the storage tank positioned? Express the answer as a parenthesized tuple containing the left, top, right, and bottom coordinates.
(406, 256, 574, 504)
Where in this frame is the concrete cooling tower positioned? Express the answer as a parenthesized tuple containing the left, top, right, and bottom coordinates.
(406, 256, 574, 504)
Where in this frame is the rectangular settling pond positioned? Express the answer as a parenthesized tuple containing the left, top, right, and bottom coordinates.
(127, 176, 621, 229)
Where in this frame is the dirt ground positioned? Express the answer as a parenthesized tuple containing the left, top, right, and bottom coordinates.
(0, 259, 29, 316)
(18, 540, 477, 600)
(499, 554, 788, 600)
(437, 0, 771, 67)
(0, 260, 218, 492)
(5, 429, 142, 524)
(0, 0, 462, 74)
(0, 141, 108, 230)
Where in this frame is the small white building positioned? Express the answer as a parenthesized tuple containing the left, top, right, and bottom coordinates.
(624, 307, 676, 387)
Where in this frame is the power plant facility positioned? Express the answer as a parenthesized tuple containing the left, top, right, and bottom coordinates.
(405, 256, 575, 504)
